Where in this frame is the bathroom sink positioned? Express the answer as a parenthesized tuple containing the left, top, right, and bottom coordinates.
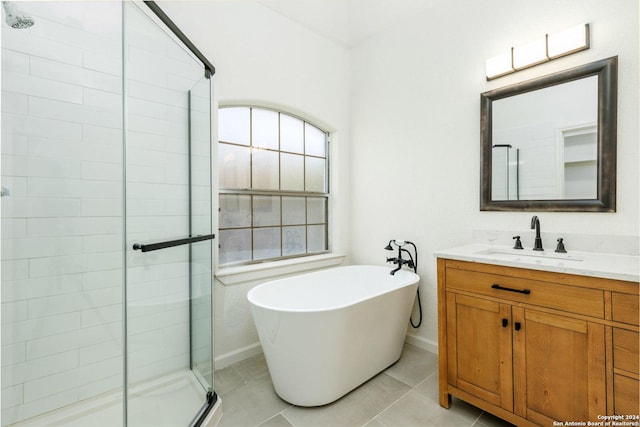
(476, 248, 584, 263)
(435, 244, 639, 282)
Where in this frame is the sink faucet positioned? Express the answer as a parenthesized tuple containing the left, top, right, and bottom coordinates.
(530, 216, 543, 251)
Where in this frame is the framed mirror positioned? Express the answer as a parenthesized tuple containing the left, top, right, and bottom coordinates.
(480, 56, 617, 212)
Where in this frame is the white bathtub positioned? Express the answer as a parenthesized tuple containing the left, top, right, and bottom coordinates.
(247, 265, 420, 406)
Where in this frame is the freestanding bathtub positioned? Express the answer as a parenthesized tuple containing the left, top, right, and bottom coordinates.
(247, 265, 420, 406)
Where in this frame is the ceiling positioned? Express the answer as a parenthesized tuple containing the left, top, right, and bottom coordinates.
(253, 0, 433, 48)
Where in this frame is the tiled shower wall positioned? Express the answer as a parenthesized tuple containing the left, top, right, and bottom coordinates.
(1, 2, 207, 424)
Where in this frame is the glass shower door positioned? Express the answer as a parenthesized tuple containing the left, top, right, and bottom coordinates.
(124, 3, 213, 426)
(188, 77, 214, 397)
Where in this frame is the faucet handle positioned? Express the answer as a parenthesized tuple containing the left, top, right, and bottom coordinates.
(555, 238, 567, 253)
(512, 236, 523, 250)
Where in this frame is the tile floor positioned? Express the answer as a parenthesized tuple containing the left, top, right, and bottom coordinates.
(213, 344, 514, 427)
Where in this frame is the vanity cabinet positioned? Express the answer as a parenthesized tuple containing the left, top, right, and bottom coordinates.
(438, 259, 639, 427)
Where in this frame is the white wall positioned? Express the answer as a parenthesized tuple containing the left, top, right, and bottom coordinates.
(161, 0, 639, 364)
(158, 1, 351, 366)
(349, 0, 639, 351)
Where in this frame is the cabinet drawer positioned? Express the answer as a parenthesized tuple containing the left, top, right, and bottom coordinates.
(446, 268, 604, 318)
(613, 328, 639, 375)
(612, 292, 639, 325)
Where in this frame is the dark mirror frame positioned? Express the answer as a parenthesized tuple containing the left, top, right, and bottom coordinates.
(480, 56, 617, 212)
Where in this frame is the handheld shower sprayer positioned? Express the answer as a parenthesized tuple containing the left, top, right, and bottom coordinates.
(384, 239, 422, 328)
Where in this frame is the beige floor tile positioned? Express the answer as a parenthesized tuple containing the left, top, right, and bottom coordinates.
(283, 373, 410, 427)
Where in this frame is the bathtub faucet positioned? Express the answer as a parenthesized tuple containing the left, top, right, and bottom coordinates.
(384, 240, 417, 275)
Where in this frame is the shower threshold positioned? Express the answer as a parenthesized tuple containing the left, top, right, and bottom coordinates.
(9, 371, 211, 427)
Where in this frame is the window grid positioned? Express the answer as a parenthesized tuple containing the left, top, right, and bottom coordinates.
(218, 106, 329, 265)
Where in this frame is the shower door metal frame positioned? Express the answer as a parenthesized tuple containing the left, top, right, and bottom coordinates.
(129, 3, 217, 426)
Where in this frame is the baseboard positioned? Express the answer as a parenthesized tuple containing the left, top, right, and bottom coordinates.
(405, 333, 438, 355)
(214, 342, 262, 370)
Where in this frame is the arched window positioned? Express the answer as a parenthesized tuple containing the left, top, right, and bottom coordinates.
(218, 106, 329, 265)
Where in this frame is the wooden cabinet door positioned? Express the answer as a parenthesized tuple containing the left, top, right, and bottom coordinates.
(446, 292, 513, 412)
(512, 308, 606, 425)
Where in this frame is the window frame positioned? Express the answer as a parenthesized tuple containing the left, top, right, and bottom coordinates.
(217, 106, 330, 266)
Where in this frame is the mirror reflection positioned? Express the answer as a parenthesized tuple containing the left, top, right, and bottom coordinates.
(491, 76, 598, 201)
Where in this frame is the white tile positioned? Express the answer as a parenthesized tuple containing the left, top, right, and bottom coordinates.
(82, 234, 122, 253)
(1, 176, 28, 198)
(1, 130, 28, 155)
(29, 254, 84, 279)
(1, 275, 82, 303)
(3, 114, 82, 141)
(1, 218, 27, 239)
(77, 373, 121, 401)
(30, 57, 121, 94)
(83, 50, 122, 76)
(82, 143, 122, 164)
(27, 156, 81, 179)
(2, 343, 26, 367)
(80, 161, 121, 181)
(2, 154, 29, 176)
(2, 198, 81, 218)
(83, 88, 122, 112)
(80, 305, 122, 330)
(1, 388, 78, 425)
(3, 350, 78, 389)
(27, 137, 82, 161)
(29, 97, 122, 129)
(27, 217, 121, 237)
(27, 176, 82, 198)
(1, 237, 82, 261)
(128, 80, 188, 109)
(25, 321, 121, 361)
(81, 269, 122, 291)
(1, 48, 29, 73)
(1, 383, 23, 410)
(2, 311, 80, 345)
(82, 125, 122, 148)
(1, 259, 29, 281)
(2, 301, 28, 324)
(1, 91, 28, 114)
(82, 251, 122, 273)
(2, 72, 83, 104)
(81, 180, 121, 199)
(78, 338, 121, 366)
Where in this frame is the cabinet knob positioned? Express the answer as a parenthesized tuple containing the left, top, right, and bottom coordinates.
(502, 318, 508, 328)
(515, 322, 522, 331)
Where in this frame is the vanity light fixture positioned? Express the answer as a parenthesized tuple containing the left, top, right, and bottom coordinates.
(485, 23, 590, 80)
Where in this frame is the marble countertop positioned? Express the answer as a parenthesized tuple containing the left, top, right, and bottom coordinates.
(435, 243, 640, 283)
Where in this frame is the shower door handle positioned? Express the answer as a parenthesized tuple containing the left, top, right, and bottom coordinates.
(132, 233, 215, 252)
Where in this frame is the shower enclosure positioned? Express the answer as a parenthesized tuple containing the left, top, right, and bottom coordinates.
(1, 2, 216, 425)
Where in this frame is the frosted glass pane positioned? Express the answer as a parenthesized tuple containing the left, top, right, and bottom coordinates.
(254, 227, 281, 260)
(281, 114, 303, 154)
(219, 144, 250, 188)
(252, 108, 278, 150)
(252, 149, 279, 190)
(219, 107, 250, 145)
(282, 197, 305, 225)
(253, 196, 280, 227)
(305, 157, 326, 192)
(307, 197, 326, 224)
(219, 195, 251, 228)
(283, 226, 306, 256)
(307, 225, 326, 252)
(305, 123, 326, 157)
(219, 229, 251, 264)
(281, 153, 304, 191)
